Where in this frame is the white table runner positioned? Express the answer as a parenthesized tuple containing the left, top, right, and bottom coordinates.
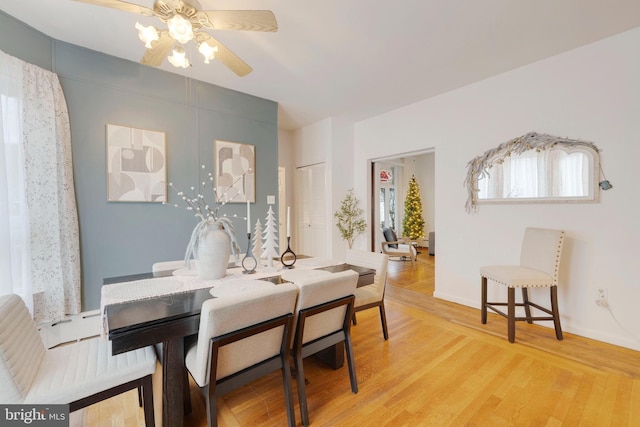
(100, 257, 338, 337)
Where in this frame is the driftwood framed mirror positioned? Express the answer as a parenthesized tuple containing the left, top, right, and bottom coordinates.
(465, 132, 602, 213)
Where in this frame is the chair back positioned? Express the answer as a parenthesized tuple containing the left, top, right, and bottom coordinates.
(346, 249, 389, 301)
(520, 227, 566, 286)
(186, 283, 298, 386)
(292, 270, 358, 346)
(382, 227, 399, 248)
(0, 294, 46, 403)
(151, 259, 195, 273)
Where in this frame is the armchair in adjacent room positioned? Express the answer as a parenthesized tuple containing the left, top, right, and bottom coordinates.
(380, 227, 417, 265)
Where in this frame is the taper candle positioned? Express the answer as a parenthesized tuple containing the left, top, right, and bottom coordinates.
(246, 201, 250, 233)
(287, 206, 291, 237)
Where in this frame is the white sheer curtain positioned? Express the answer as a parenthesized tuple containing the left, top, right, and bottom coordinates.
(549, 150, 586, 197)
(507, 152, 538, 198)
(478, 149, 589, 199)
(0, 50, 81, 323)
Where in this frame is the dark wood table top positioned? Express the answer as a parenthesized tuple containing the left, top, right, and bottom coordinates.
(103, 262, 375, 427)
(104, 263, 374, 353)
(315, 263, 375, 287)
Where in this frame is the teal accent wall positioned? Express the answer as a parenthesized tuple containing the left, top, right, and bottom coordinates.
(0, 11, 279, 311)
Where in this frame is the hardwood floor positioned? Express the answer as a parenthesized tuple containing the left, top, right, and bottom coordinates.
(72, 252, 640, 426)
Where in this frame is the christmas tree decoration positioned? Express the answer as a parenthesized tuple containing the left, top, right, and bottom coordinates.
(334, 189, 367, 249)
(402, 175, 425, 240)
(252, 218, 264, 263)
(261, 206, 280, 269)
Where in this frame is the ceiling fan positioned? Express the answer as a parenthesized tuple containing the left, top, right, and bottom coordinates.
(73, 0, 278, 76)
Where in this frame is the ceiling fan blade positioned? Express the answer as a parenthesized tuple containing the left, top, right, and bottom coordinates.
(196, 33, 252, 77)
(141, 31, 175, 67)
(72, 0, 155, 16)
(200, 10, 278, 32)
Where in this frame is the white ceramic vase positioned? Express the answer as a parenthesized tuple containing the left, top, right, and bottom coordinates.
(196, 223, 231, 280)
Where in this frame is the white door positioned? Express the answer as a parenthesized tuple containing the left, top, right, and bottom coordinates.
(295, 163, 327, 258)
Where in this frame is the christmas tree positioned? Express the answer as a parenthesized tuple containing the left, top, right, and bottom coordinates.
(402, 175, 425, 240)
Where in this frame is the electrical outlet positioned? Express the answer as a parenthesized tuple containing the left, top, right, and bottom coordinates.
(596, 288, 608, 308)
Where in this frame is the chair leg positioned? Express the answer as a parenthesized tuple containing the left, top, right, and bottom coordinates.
(378, 302, 389, 340)
(508, 287, 516, 343)
(281, 356, 297, 427)
(344, 333, 359, 394)
(550, 286, 564, 340)
(294, 351, 310, 427)
(481, 277, 488, 324)
(205, 383, 217, 427)
(141, 375, 155, 427)
(352, 312, 357, 325)
(137, 386, 142, 407)
(522, 288, 533, 323)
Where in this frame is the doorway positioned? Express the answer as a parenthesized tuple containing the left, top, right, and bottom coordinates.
(371, 151, 435, 254)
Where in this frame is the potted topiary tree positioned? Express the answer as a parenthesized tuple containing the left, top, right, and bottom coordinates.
(334, 189, 367, 249)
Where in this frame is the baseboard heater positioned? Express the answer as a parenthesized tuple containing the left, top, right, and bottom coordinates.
(37, 310, 102, 349)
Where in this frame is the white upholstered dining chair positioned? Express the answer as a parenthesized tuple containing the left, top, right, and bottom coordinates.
(151, 256, 237, 273)
(289, 269, 359, 427)
(480, 227, 566, 343)
(184, 283, 299, 427)
(0, 294, 156, 425)
(346, 249, 390, 340)
(151, 259, 195, 273)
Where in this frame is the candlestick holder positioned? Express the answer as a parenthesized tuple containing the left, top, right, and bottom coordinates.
(242, 232, 257, 274)
(280, 236, 297, 269)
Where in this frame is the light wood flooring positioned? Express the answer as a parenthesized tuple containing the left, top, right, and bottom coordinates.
(72, 252, 640, 426)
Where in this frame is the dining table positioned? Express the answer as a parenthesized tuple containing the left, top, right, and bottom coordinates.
(101, 258, 375, 427)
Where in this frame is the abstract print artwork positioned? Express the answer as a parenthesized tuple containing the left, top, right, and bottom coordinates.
(107, 124, 166, 202)
(215, 140, 255, 203)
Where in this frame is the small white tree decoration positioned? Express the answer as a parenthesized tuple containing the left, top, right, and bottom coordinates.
(252, 218, 264, 263)
(334, 189, 367, 249)
(261, 206, 280, 269)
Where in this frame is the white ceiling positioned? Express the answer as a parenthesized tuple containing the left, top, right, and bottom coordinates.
(2, 0, 640, 130)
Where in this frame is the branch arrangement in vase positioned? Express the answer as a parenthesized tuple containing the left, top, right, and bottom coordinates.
(164, 165, 252, 275)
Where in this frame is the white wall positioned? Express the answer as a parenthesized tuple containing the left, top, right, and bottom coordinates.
(278, 129, 295, 251)
(352, 28, 640, 350)
(293, 119, 331, 167)
(291, 118, 356, 259)
(329, 118, 355, 260)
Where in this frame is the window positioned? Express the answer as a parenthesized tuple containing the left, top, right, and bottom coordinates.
(1, 51, 81, 322)
(1, 93, 30, 299)
(379, 166, 398, 230)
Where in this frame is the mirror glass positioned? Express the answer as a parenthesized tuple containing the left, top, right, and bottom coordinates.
(464, 132, 603, 213)
(476, 146, 599, 202)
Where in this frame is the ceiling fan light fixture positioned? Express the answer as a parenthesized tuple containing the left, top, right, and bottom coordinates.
(168, 46, 191, 68)
(78, 0, 273, 76)
(167, 14, 194, 44)
(135, 22, 159, 49)
(198, 41, 218, 64)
